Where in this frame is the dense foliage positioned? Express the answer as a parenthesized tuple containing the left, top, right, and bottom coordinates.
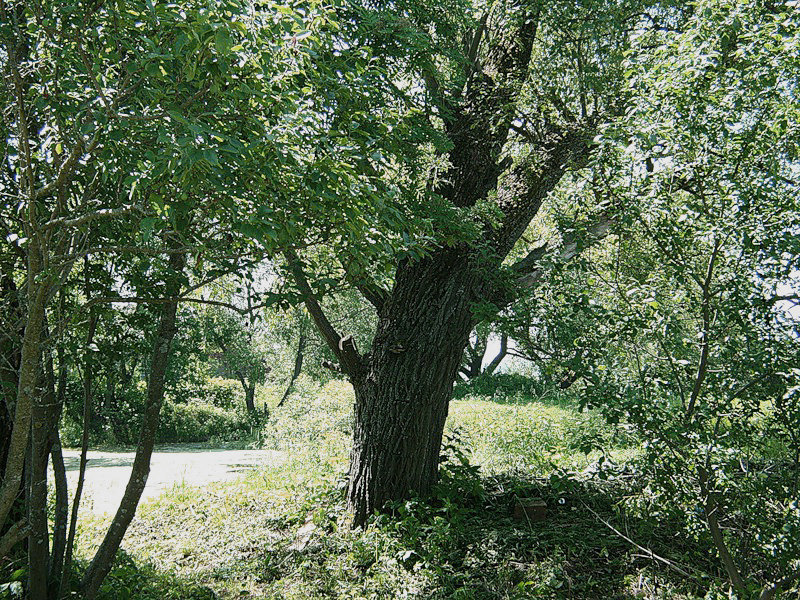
(1, 0, 798, 598)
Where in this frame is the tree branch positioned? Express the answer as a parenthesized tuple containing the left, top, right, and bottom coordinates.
(491, 126, 595, 258)
(32, 132, 100, 202)
(354, 281, 389, 313)
(512, 211, 614, 290)
(484, 332, 508, 375)
(0, 518, 29, 557)
(41, 204, 142, 231)
(582, 501, 702, 583)
(284, 248, 365, 379)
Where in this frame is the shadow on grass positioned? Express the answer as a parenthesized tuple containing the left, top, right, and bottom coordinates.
(62, 456, 134, 471)
(71, 466, 724, 600)
(65, 551, 217, 600)
(247, 470, 721, 600)
(62, 444, 266, 471)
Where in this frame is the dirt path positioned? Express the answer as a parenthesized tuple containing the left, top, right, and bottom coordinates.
(60, 444, 285, 515)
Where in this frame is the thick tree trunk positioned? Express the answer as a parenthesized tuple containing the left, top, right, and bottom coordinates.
(296, 3, 592, 527)
(28, 326, 70, 600)
(80, 249, 185, 600)
(347, 251, 479, 525)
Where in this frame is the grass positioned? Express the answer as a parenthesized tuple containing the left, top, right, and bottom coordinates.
(68, 376, 764, 599)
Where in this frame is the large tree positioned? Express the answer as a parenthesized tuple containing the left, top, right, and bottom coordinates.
(281, 0, 664, 525)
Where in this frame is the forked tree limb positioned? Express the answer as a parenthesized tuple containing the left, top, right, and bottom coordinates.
(284, 248, 365, 379)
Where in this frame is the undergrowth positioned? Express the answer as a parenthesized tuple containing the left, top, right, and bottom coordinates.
(67, 377, 798, 600)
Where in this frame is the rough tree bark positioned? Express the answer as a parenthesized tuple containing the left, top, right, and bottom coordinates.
(347, 252, 483, 524)
(0, 262, 22, 485)
(0, 238, 50, 543)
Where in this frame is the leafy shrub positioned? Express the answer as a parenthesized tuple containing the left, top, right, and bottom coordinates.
(61, 377, 255, 446)
(169, 377, 244, 409)
(447, 392, 637, 475)
(453, 373, 546, 402)
(156, 400, 253, 443)
(93, 551, 217, 600)
(202, 377, 242, 409)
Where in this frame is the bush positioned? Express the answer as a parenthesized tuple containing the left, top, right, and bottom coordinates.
(452, 373, 546, 402)
(156, 400, 254, 443)
(61, 377, 255, 446)
(202, 377, 241, 409)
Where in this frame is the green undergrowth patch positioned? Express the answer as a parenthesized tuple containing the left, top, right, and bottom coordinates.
(449, 376, 640, 475)
(79, 452, 726, 600)
(269, 376, 640, 477)
(71, 377, 732, 599)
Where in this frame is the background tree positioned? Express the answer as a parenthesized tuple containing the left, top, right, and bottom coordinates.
(529, 1, 800, 595)
(0, 0, 338, 595)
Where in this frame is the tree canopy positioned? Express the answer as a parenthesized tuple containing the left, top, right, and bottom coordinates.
(1, 0, 799, 598)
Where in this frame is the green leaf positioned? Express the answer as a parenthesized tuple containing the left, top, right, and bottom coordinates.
(215, 28, 233, 54)
(140, 217, 156, 242)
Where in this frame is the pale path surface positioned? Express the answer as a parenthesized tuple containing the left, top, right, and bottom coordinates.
(60, 444, 285, 515)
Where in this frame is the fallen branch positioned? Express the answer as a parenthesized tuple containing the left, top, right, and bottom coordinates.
(581, 501, 700, 583)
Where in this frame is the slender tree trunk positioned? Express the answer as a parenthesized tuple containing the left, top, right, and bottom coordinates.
(483, 333, 508, 376)
(0, 268, 21, 430)
(347, 251, 479, 525)
(244, 382, 256, 413)
(0, 240, 49, 540)
(698, 467, 748, 595)
(48, 431, 68, 600)
(80, 249, 185, 600)
(48, 327, 68, 600)
(234, 372, 256, 413)
(0, 266, 25, 558)
(62, 306, 97, 590)
(278, 317, 306, 407)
